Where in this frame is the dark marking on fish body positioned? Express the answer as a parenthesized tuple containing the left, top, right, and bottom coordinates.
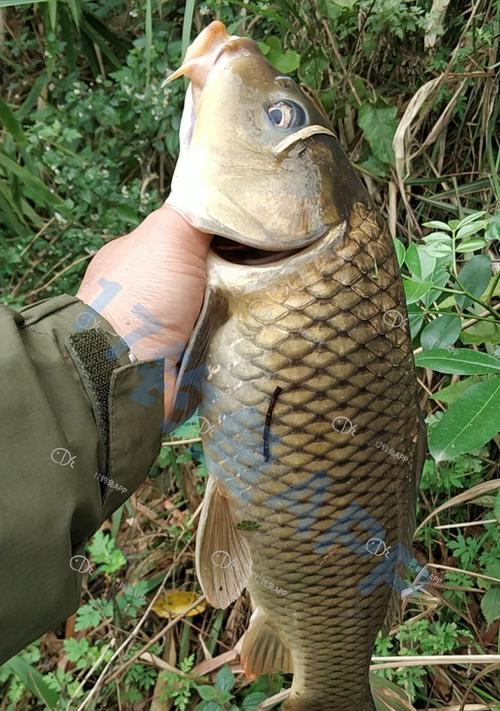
(263, 386, 283, 461)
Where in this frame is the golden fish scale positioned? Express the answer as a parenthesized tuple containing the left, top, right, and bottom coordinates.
(200, 205, 420, 710)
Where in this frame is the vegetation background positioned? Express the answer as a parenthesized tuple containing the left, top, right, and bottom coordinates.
(0, 0, 499, 709)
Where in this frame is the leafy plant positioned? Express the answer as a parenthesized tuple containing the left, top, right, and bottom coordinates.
(195, 665, 238, 711)
(86, 530, 127, 574)
(395, 211, 500, 462)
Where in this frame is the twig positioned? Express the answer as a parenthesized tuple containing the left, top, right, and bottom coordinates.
(370, 654, 500, 667)
(318, 14, 362, 106)
(435, 519, 497, 529)
(28, 254, 93, 298)
(426, 563, 500, 585)
(162, 437, 201, 446)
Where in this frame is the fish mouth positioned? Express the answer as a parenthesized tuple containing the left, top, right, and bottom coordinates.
(210, 234, 316, 266)
(207, 221, 346, 294)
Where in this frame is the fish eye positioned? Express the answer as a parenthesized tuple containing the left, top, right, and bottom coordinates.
(267, 100, 307, 129)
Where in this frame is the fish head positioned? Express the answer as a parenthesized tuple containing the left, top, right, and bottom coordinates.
(165, 21, 367, 262)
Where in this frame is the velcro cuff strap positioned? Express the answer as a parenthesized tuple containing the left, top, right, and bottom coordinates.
(66, 328, 123, 474)
(65, 327, 164, 514)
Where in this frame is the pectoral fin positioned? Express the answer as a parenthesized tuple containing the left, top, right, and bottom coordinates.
(240, 609, 293, 677)
(195, 476, 252, 608)
(164, 287, 229, 434)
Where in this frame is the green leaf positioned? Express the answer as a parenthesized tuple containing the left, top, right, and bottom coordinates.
(87, 530, 127, 573)
(423, 231, 452, 243)
(423, 242, 452, 258)
(494, 491, 500, 522)
(404, 243, 421, 277)
(47, 0, 57, 29)
(456, 220, 488, 240)
(393, 238, 405, 267)
(18, 72, 49, 121)
(485, 213, 500, 241)
(196, 700, 221, 711)
(331, 0, 358, 7)
(484, 558, 500, 579)
(145, 0, 152, 83)
(181, 0, 195, 60)
(370, 671, 416, 710)
(273, 50, 301, 74)
(429, 377, 500, 461)
(415, 349, 500, 375)
(418, 248, 438, 280)
(0, 0, 50, 5)
(197, 686, 219, 701)
(3, 656, 59, 709)
(432, 376, 488, 404)
(0, 152, 62, 207)
(460, 320, 500, 345)
(75, 602, 103, 631)
(455, 211, 488, 229)
(423, 220, 452, 232)
(456, 239, 486, 253)
(480, 587, 500, 626)
(359, 154, 388, 177)
(215, 665, 235, 693)
(420, 315, 461, 350)
(358, 102, 398, 165)
(242, 692, 268, 710)
(67, 0, 80, 26)
(260, 37, 300, 74)
(455, 254, 492, 309)
(79, 18, 122, 69)
(407, 304, 424, 339)
(404, 279, 433, 304)
(63, 638, 90, 663)
(0, 97, 26, 145)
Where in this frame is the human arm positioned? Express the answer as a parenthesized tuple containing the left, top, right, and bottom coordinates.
(0, 205, 211, 664)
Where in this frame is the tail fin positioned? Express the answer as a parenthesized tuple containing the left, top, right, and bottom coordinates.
(240, 608, 292, 677)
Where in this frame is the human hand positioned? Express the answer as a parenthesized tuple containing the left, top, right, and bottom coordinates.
(77, 204, 212, 421)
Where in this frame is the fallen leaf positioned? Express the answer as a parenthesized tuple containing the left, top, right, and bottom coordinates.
(152, 590, 206, 618)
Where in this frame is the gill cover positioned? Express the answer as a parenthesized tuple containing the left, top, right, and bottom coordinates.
(164, 21, 367, 250)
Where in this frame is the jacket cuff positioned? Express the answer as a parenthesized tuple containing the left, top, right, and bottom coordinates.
(21, 294, 164, 520)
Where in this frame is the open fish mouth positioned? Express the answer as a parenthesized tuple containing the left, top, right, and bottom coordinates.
(210, 235, 307, 266)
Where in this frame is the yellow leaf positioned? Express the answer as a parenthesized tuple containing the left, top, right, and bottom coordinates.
(152, 590, 206, 618)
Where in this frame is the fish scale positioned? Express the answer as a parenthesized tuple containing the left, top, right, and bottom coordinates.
(199, 204, 421, 710)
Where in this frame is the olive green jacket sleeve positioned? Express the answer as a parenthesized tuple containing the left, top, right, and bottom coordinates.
(0, 294, 164, 665)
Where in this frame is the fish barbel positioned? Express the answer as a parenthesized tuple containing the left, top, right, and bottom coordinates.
(165, 21, 425, 711)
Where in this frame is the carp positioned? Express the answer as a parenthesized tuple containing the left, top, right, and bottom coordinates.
(164, 21, 425, 711)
